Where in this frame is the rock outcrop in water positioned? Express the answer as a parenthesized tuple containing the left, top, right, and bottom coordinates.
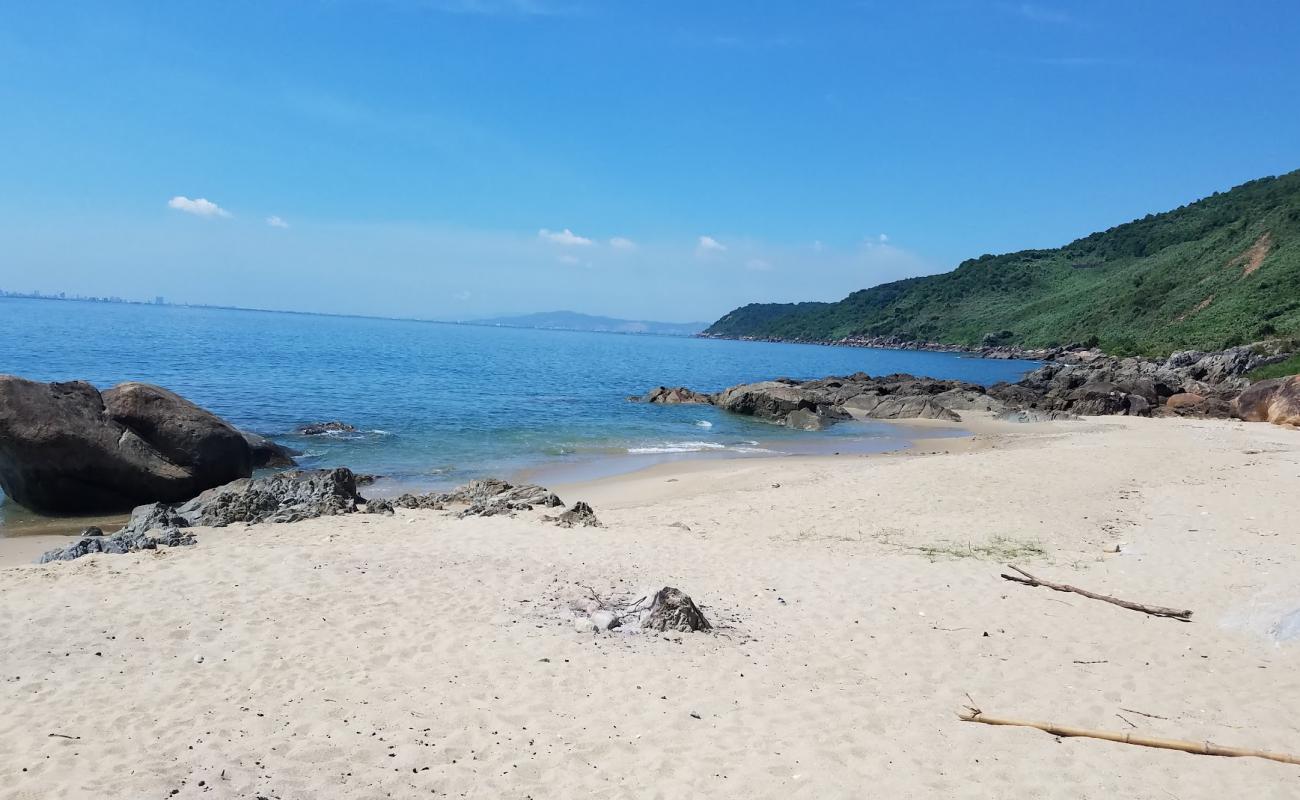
(296, 421, 357, 435)
(0, 376, 259, 514)
(634, 343, 1298, 428)
(633, 373, 993, 427)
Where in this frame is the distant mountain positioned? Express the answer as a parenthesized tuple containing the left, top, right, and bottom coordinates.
(706, 170, 1300, 356)
(471, 311, 707, 336)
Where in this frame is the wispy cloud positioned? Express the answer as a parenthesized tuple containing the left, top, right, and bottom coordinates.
(266, 215, 290, 229)
(609, 236, 637, 250)
(745, 258, 772, 272)
(539, 227, 594, 246)
(556, 253, 581, 265)
(696, 235, 726, 255)
(168, 196, 231, 218)
(397, 0, 574, 16)
(675, 31, 803, 50)
(1014, 3, 1074, 24)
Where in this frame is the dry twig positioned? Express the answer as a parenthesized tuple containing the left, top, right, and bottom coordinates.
(1001, 565, 1192, 620)
(958, 708, 1300, 765)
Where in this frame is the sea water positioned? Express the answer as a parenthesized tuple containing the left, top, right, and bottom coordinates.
(1, 297, 1038, 512)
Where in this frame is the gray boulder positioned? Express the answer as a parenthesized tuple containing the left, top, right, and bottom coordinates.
(175, 468, 361, 527)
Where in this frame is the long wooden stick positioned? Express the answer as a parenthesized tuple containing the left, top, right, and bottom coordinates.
(1001, 565, 1192, 620)
(958, 708, 1300, 766)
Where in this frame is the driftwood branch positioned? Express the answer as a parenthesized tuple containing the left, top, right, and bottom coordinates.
(1000, 565, 1192, 620)
(958, 708, 1300, 766)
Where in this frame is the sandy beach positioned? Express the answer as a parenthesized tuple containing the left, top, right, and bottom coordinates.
(3, 415, 1299, 799)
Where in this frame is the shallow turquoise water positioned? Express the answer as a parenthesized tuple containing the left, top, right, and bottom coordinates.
(1, 297, 1037, 496)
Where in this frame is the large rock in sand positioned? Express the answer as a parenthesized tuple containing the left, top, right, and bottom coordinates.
(1233, 375, 1300, 427)
(0, 377, 230, 514)
(103, 382, 252, 488)
(642, 587, 712, 632)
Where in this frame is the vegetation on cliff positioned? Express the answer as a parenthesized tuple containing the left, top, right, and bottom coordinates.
(706, 170, 1300, 356)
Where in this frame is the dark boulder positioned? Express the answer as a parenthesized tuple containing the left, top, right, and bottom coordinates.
(642, 587, 712, 633)
(0, 377, 208, 514)
(103, 382, 252, 487)
(549, 500, 602, 528)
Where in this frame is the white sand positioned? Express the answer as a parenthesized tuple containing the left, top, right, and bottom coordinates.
(3, 416, 1300, 798)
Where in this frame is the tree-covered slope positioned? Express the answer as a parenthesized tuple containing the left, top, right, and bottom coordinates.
(706, 170, 1300, 355)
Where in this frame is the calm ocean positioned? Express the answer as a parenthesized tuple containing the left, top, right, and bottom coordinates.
(1, 297, 1038, 502)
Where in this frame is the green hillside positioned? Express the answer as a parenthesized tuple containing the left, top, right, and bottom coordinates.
(706, 170, 1300, 356)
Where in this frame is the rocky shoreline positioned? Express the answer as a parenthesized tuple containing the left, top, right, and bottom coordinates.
(638, 342, 1300, 429)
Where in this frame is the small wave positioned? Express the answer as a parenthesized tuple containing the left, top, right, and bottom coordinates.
(627, 441, 728, 455)
(369, 429, 393, 435)
(694, 420, 713, 428)
(732, 446, 777, 454)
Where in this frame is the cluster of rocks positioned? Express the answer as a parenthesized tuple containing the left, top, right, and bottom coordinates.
(0, 377, 298, 515)
(638, 373, 1006, 429)
(37, 467, 364, 563)
(575, 586, 712, 634)
(37, 526, 197, 564)
(366, 477, 599, 525)
(991, 344, 1294, 420)
(636, 343, 1299, 429)
(34, 468, 601, 563)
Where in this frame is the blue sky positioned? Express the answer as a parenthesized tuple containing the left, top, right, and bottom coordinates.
(2, 1, 1298, 323)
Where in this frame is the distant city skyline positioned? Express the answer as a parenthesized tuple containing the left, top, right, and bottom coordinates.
(2, 2, 1299, 322)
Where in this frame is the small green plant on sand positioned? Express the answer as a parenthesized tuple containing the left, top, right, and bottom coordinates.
(877, 532, 1046, 562)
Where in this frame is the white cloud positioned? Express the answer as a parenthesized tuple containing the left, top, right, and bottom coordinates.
(266, 216, 289, 229)
(557, 254, 581, 265)
(539, 227, 594, 246)
(746, 258, 773, 272)
(879, 233, 889, 243)
(811, 240, 825, 252)
(168, 196, 231, 218)
(609, 236, 637, 250)
(696, 235, 726, 255)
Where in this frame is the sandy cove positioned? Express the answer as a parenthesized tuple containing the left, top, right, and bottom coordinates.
(2, 416, 1299, 799)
